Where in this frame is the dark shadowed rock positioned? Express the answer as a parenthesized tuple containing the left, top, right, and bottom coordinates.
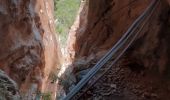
(0, 70, 20, 100)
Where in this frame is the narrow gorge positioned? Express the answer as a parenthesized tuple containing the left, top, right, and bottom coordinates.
(0, 0, 170, 100)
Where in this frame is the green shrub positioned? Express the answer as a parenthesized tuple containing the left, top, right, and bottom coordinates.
(54, 0, 81, 47)
(36, 92, 52, 100)
(42, 92, 52, 100)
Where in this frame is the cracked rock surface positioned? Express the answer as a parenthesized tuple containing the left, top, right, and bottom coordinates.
(0, 70, 20, 100)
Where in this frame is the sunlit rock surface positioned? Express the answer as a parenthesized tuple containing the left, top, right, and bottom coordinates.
(0, 0, 61, 99)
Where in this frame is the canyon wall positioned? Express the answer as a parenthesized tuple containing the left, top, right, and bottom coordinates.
(65, 0, 170, 99)
(66, 0, 170, 88)
(67, 0, 151, 62)
(1, 0, 170, 99)
(0, 0, 61, 99)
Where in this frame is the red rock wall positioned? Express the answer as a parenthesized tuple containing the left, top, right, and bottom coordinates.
(122, 0, 170, 75)
(67, 0, 151, 61)
(0, 0, 61, 99)
(67, 0, 170, 77)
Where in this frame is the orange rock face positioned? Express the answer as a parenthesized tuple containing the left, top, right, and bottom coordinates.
(67, 0, 151, 61)
(67, 0, 170, 81)
(0, 0, 61, 99)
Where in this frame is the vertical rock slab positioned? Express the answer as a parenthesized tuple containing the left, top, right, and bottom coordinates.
(0, 0, 61, 99)
(66, 0, 170, 91)
(67, 0, 151, 61)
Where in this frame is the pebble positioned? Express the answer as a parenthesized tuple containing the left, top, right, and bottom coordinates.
(110, 84, 117, 89)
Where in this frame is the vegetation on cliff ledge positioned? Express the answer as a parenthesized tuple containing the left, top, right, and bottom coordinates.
(54, 0, 81, 47)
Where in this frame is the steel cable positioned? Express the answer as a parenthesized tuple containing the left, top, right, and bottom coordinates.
(63, 0, 158, 99)
(74, 1, 160, 99)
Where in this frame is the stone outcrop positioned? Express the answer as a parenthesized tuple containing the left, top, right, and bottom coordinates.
(67, 0, 170, 75)
(0, 0, 61, 99)
(0, 70, 20, 100)
(67, 0, 151, 61)
(64, 0, 170, 97)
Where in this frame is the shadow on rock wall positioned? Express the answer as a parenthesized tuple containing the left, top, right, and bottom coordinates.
(59, 0, 170, 99)
(0, 0, 61, 99)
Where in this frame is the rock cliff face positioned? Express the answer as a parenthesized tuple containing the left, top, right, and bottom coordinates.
(65, 0, 170, 98)
(67, 0, 170, 76)
(1, 0, 170, 99)
(67, 0, 151, 61)
(0, 0, 61, 99)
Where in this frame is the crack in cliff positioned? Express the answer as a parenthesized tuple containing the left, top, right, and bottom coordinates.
(77, 0, 144, 56)
(90, 0, 139, 34)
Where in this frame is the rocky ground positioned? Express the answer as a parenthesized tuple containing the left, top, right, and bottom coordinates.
(72, 56, 170, 100)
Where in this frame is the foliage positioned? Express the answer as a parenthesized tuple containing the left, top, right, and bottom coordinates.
(54, 0, 81, 47)
(36, 92, 52, 100)
(41, 92, 52, 100)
